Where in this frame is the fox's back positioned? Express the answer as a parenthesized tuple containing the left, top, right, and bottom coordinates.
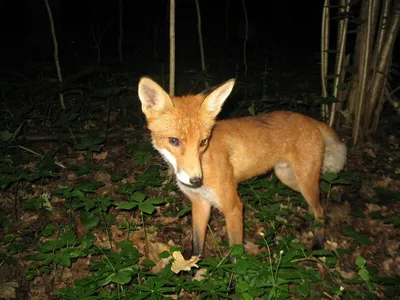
(203, 111, 327, 182)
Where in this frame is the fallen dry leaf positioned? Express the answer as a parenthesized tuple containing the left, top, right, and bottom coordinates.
(193, 268, 208, 281)
(0, 281, 19, 300)
(171, 251, 200, 274)
(245, 241, 262, 255)
(339, 269, 356, 279)
(93, 152, 108, 160)
(363, 148, 376, 158)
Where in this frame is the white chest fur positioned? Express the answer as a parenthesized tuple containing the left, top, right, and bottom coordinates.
(177, 181, 220, 208)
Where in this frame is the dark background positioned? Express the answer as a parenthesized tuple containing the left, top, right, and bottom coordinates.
(0, 0, 325, 75)
(0, 0, 398, 120)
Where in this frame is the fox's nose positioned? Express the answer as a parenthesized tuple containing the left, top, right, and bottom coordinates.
(189, 177, 203, 187)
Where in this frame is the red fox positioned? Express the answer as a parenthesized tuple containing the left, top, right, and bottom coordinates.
(138, 77, 347, 257)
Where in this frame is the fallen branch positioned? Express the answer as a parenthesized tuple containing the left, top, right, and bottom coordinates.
(16, 128, 145, 142)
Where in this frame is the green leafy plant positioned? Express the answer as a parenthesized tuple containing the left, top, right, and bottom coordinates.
(117, 191, 165, 214)
(355, 256, 376, 294)
(24, 231, 101, 280)
(74, 137, 105, 161)
(320, 171, 353, 201)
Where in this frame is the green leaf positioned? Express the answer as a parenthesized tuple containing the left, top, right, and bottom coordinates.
(75, 181, 105, 192)
(230, 245, 244, 257)
(116, 185, 136, 195)
(90, 145, 103, 152)
(0, 130, 13, 142)
(235, 281, 249, 293)
(4, 234, 15, 243)
(80, 211, 100, 229)
(117, 202, 138, 210)
(139, 202, 155, 214)
(349, 211, 366, 218)
(369, 211, 383, 219)
(42, 224, 56, 237)
(141, 259, 156, 267)
(146, 197, 165, 204)
(297, 282, 310, 297)
(355, 256, 366, 267)
(23, 197, 44, 211)
(343, 227, 357, 236)
(57, 253, 71, 267)
(343, 227, 373, 245)
(176, 205, 191, 217)
(130, 192, 146, 202)
(354, 234, 373, 245)
(90, 137, 105, 145)
(289, 242, 307, 251)
(60, 231, 77, 246)
(158, 251, 170, 259)
(311, 249, 334, 256)
(111, 172, 126, 182)
(320, 181, 330, 193)
(110, 270, 132, 284)
(248, 102, 255, 116)
(322, 173, 339, 182)
(81, 233, 96, 249)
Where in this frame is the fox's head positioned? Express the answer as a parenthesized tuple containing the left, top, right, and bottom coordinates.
(138, 77, 235, 187)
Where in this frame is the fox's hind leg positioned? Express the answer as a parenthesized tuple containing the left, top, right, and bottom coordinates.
(275, 163, 323, 249)
(275, 153, 325, 249)
(297, 173, 325, 251)
(291, 144, 325, 250)
(275, 163, 300, 192)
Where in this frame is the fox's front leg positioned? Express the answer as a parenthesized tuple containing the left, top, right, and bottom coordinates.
(190, 198, 212, 257)
(219, 192, 244, 248)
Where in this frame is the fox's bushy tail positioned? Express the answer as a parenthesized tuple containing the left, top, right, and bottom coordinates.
(317, 123, 347, 174)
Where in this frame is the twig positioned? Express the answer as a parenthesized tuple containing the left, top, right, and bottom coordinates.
(16, 128, 143, 142)
(91, 14, 115, 63)
(241, 0, 249, 77)
(17, 145, 67, 169)
(194, 0, 209, 89)
(91, 23, 101, 63)
(169, 0, 176, 96)
(43, 0, 66, 110)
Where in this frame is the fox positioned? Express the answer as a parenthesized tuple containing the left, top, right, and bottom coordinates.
(138, 77, 347, 257)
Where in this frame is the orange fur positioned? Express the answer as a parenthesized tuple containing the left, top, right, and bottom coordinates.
(138, 77, 347, 256)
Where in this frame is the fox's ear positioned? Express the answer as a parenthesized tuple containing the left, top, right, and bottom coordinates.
(138, 77, 174, 119)
(201, 79, 235, 118)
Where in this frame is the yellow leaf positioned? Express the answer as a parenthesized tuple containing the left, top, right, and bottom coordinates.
(171, 251, 200, 274)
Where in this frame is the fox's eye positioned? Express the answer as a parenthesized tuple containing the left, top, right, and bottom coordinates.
(200, 139, 208, 147)
(169, 137, 180, 146)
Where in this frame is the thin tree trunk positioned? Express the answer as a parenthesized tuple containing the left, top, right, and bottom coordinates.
(118, 0, 124, 64)
(321, 0, 330, 119)
(330, 0, 350, 126)
(366, 1, 400, 130)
